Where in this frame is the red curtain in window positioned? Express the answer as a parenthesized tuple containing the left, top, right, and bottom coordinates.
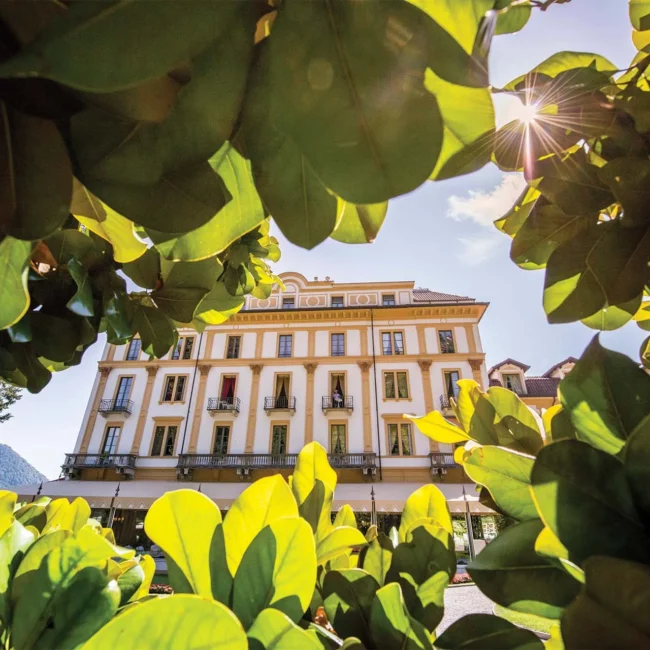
(220, 377, 236, 400)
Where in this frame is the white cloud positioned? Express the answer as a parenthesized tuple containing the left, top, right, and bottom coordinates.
(447, 174, 526, 227)
(457, 236, 502, 266)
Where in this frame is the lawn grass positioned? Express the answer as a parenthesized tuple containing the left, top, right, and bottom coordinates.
(494, 604, 555, 635)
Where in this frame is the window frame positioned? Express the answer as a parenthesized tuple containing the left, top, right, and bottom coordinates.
(124, 338, 141, 361)
(502, 372, 525, 394)
(442, 369, 462, 399)
(380, 330, 406, 356)
(112, 375, 135, 405)
(383, 370, 411, 400)
(330, 332, 346, 357)
(331, 296, 344, 308)
(385, 421, 415, 457)
(211, 423, 232, 455)
(269, 421, 290, 455)
(148, 419, 182, 457)
(329, 420, 348, 455)
(329, 370, 347, 399)
(438, 329, 456, 354)
(382, 294, 396, 306)
(273, 372, 293, 405)
(277, 334, 293, 358)
(160, 374, 189, 403)
(225, 335, 242, 359)
(218, 373, 239, 404)
(171, 336, 195, 360)
(282, 297, 296, 309)
(100, 424, 122, 456)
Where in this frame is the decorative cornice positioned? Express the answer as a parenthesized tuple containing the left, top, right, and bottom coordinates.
(198, 364, 212, 376)
(145, 365, 159, 377)
(417, 359, 433, 372)
(304, 363, 318, 374)
(357, 361, 373, 373)
(250, 364, 264, 376)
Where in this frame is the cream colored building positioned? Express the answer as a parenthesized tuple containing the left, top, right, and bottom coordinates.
(19, 273, 493, 544)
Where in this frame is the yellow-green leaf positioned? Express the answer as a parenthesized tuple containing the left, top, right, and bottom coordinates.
(399, 485, 452, 542)
(316, 527, 367, 565)
(405, 411, 470, 444)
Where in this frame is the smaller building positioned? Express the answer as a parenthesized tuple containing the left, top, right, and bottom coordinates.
(487, 357, 577, 413)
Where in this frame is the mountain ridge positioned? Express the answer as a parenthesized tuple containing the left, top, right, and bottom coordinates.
(0, 444, 48, 489)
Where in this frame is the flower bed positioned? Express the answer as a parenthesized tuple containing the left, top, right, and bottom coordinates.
(451, 573, 473, 585)
(149, 583, 173, 595)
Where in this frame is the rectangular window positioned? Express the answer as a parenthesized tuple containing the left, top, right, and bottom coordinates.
(125, 339, 141, 361)
(439, 330, 455, 354)
(151, 425, 178, 457)
(388, 422, 413, 456)
(219, 375, 237, 405)
(331, 333, 345, 356)
(330, 424, 347, 454)
(172, 336, 195, 360)
(278, 334, 293, 358)
(503, 373, 524, 394)
(383, 294, 396, 306)
(444, 371, 460, 399)
(115, 377, 133, 406)
(274, 374, 291, 408)
(271, 425, 288, 454)
(384, 371, 409, 399)
(101, 426, 120, 455)
(162, 375, 187, 402)
(382, 331, 404, 355)
(212, 425, 230, 455)
(331, 296, 344, 308)
(226, 336, 241, 359)
(282, 298, 295, 309)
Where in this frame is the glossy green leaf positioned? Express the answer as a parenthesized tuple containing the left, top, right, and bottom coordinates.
(269, 0, 443, 204)
(531, 439, 650, 565)
(132, 304, 176, 358)
(469, 519, 581, 619)
(66, 258, 94, 317)
(0, 490, 16, 535)
(630, 0, 650, 31)
(232, 518, 316, 629)
(0, 1, 242, 92)
(333, 505, 357, 530)
(405, 411, 470, 444)
(496, 2, 532, 35)
(223, 475, 298, 576)
(542, 405, 577, 443)
(559, 337, 650, 454)
(425, 69, 495, 180)
(116, 562, 145, 606)
(0, 103, 72, 240)
(83, 594, 247, 649)
(144, 489, 223, 599)
(0, 237, 32, 329)
(330, 202, 389, 244)
(598, 158, 650, 225)
(361, 533, 394, 587)
(562, 556, 650, 650)
(122, 247, 160, 290)
(462, 446, 537, 521)
(494, 184, 540, 238)
(369, 582, 432, 650)
(323, 569, 379, 647)
(59, 497, 91, 533)
(194, 282, 245, 326)
(152, 287, 208, 324)
(0, 520, 35, 625)
(534, 526, 584, 584)
(248, 608, 321, 650)
(399, 484, 452, 540)
(504, 51, 616, 91)
(435, 613, 543, 649)
(316, 526, 367, 565)
(148, 145, 264, 262)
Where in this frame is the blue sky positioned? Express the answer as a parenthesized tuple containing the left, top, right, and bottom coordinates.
(2, 0, 641, 479)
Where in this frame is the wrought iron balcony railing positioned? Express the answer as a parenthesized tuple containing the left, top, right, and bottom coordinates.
(207, 397, 241, 414)
(264, 396, 296, 411)
(98, 399, 133, 415)
(62, 453, 137, 478)
(439, 395, 455, 410)
(430, 452, 459, 468)
(322, 396, 354, 411)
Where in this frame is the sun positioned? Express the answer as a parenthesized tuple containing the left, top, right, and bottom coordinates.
(516, 100, 539, 126)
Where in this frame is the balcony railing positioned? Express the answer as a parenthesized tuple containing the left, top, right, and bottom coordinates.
(177, 452, 377, 478)
(207, 397, 241, 414)
(322, 396, 354, 411)
(62, 453, 137, 478)
(439, 395, 456, 410)
(264, 396, 296, 412)
(98, 399, 133, 415)
(430, 453, 459, 468)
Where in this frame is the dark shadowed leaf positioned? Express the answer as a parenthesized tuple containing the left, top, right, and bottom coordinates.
(0, 237, 32, 329)
(331, 203, 388, 244)
(247, 608, 320, 650)
(361, 533, 394, 587)
(132, 304, 176, 358)
(122, 248, 161, 291)
(66, 258, 94, 317)
(435, 613, 542, 649)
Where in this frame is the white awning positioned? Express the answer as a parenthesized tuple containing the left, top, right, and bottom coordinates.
(14, 480, 120, 508)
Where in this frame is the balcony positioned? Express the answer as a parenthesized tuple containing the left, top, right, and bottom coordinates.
(430, 452, 462, 480)
(62, 453, 137, 479)
(322, 396, 354, 414)
(98, 399, 133, 417)
(177, 452, 377, 480)
(207, 397, 241, 416)
(439, 395, 455, 414)
(264, 396, 296, 414)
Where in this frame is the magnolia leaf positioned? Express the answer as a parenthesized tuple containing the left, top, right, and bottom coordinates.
(469, 519, 581, 619)
(496, 2, 532, 35)
(132, 304, 176, 358)
(0, 237, 32, 329)
(269, 0, 443, 204)
(316, 527, 367, 565)
(330, 202, 389, 244)
(435, 613, 543, 649)
(83, 594, 247, 650)
(542, 404, 577, 443)
(66, 259, 94, 317)
(333, 505, 357, 530)
(195, 282, 245, 326)
(247, 608, 321, 650)
(232, 518, 316, 629)
(405, 411, 470, 444)
(121, 248, 161, 290)
(399, 484, 452, 541)
(0, 520, 35, 625)
(223, 475, 298, 576)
